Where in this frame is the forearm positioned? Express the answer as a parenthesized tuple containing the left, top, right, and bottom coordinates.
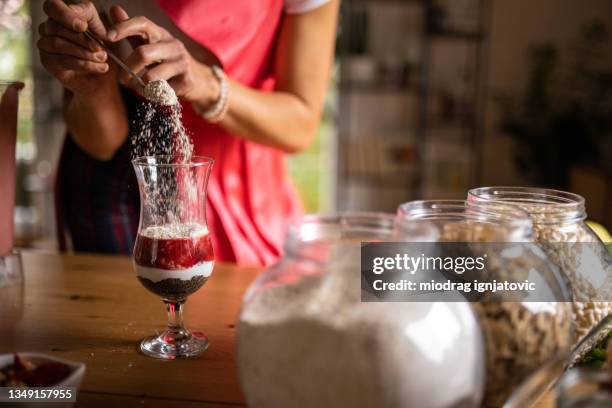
(207, 2, 338, 154)
(63, 84, 129, 160)
(217, 80, 320, 154)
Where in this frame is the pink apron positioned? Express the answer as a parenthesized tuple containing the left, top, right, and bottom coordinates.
(156, 0, 303, 266)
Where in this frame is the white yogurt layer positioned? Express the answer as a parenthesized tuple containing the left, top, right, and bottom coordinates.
(134, 261, 214, 282)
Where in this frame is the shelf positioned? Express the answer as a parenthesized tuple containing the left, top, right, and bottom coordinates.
(337, 0, 489, 201)
(344, 174, 414, 190)
(350, 0, 422, 4)
(426, 117, 478, 128)
(339, 82, 419, 93)
(427, 28, 483, 41)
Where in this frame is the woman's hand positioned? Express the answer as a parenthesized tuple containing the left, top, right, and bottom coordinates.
(37, 1, 130, 161)
(37, 0, 114, 97)
(106, 7, 220, 108)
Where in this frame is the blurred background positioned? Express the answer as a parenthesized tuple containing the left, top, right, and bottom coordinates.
(1, 0, 611, 250)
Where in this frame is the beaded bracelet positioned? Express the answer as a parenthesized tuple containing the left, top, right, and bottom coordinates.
(194, 65, 230, 124)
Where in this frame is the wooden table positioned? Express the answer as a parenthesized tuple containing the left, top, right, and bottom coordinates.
(0, 251, 261, 407)
(0, 251, 557, 407)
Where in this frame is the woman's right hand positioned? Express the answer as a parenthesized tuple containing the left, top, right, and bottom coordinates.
(37, 0, 113, 96)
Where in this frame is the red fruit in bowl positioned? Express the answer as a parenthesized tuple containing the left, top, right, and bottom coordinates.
(22, 362, 72, 387)
(13, 354, 35, 373)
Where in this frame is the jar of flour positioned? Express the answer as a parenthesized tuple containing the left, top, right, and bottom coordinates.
(237, 213, 485, 408)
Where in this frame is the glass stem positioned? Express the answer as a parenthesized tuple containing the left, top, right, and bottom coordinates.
(164, 299, 185, 334)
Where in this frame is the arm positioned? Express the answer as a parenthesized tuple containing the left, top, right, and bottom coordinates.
(62, 81, 128, 161)
(108, 1, 339, 154)
(218, 2, 339, 153)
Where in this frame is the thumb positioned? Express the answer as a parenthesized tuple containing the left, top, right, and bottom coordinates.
(69, 1, 107, 37)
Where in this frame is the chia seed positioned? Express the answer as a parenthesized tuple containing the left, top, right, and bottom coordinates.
(143, 79, 178, 105)
(138, 275, 208, 300)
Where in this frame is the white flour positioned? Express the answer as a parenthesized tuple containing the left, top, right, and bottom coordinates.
(237, 243, 484, 408)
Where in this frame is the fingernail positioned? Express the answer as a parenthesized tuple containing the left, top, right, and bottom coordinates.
(107, 29, 117, 41)
(73, 19, 87, 32)
(98, 64, 109, 72)
(95, 52, 107, 61)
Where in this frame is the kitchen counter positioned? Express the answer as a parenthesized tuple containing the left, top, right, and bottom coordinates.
(0, 251, 260, 407)
(0, 251, 557, 407)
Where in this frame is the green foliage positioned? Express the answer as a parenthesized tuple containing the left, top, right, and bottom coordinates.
(287, 72, 338, 213)
(577, 330, 612, 368)
(287, 118, 332, 213)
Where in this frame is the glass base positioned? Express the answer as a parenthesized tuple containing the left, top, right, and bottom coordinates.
(0, 251, 23, 288)
(139, 329, 209, 360)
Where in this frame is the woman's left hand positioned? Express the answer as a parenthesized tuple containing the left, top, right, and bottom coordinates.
(106, 6, 219, 106)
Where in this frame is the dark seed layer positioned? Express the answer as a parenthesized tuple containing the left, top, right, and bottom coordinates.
(138, 275, 208, 300)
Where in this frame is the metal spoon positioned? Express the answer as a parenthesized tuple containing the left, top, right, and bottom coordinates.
(82, 30, 146, 87)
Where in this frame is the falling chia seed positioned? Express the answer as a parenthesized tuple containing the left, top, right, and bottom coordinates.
(131, 80, 198, 227)
(131, 81, 193, 161)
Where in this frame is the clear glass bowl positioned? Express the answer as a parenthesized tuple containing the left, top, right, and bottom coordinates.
(238, 213, 485, 408)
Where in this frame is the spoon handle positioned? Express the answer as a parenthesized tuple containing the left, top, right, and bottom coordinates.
(83, 31, 146, 87)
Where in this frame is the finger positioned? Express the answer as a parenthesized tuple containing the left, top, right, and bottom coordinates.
(37, 36, 107, 62)
(40, 19, 101, 52)
(143, 57, 189, 83)
(43, 0, 87, 32)
(108, 5, 142, 49)
(110, 5, 129, 23)
(39, 52, 71, 82)
(40, 50, 109, 75)
(107, 16, 171, 43)
(69, 1, 107, 38)
(43, 0, 107, 38)
(119, 40, 184, 83)
(168, 75, 190, 96)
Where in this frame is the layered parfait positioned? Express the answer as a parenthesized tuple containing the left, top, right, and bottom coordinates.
(133, 223, 214, 300)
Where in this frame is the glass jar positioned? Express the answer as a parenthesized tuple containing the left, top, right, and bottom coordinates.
(0, 81, 23, 269)
(237, 213, 485, 408)
(397, 200, 573, 408)
(468, 187, 612, 345)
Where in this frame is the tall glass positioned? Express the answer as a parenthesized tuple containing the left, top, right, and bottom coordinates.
(132, 155, 214, 360)
(0, 81, 24, 287)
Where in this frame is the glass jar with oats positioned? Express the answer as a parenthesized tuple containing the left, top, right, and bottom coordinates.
(468, 187, 612, 346)
(397, 200, 572, 408)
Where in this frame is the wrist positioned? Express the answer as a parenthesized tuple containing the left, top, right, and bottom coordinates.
(193, 65, 221, 109)
(192, 65, 230, 124)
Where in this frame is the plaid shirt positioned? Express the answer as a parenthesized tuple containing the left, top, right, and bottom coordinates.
(55, 89, 140, 255)
(56, 135, 140, 255)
